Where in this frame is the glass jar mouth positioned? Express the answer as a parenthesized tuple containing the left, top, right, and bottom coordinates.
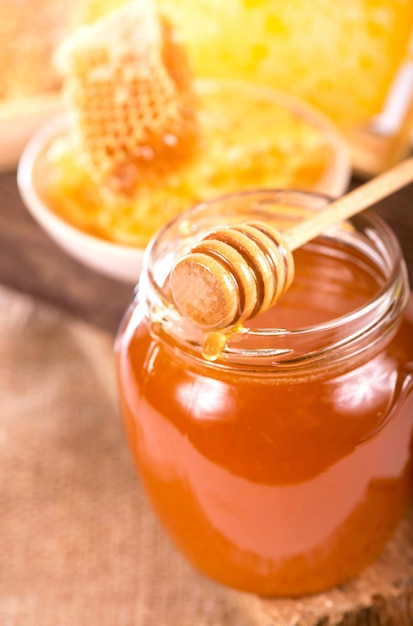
(141, 189, 409, 368)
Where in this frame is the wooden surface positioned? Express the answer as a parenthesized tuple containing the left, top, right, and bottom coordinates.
(0, 170, 134, 334)
(0, 168, 412, 335)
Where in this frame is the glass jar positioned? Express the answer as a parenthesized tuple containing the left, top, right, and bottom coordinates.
(116, 189, 413, 597)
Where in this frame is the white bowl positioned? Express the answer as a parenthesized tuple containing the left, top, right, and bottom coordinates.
(17, 81, 351, 284)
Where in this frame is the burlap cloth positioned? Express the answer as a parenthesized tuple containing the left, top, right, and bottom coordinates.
(0, 286, 249, 626)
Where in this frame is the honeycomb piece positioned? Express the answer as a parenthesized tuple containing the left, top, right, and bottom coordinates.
(55, 0, 198, 193)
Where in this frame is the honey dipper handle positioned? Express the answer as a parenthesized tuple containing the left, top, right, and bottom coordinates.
(169, 158, 413, 334)
(284, 157, 413, 251)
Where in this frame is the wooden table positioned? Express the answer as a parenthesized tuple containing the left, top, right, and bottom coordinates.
(0, 168, 412, 333)
(0, 170, 134, 333)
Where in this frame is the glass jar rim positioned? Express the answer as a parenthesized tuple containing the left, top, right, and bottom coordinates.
(140, 189, 409, 369)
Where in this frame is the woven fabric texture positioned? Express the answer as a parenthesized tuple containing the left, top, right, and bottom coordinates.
(0, 287, 248, 626)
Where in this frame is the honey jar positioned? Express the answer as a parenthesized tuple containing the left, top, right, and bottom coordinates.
(116, 189, 413, 596)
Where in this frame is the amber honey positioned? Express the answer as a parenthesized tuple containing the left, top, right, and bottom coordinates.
(116, 190, 413, 596)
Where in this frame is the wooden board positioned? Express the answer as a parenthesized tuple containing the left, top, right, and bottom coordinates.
(0, 170, 133, 334)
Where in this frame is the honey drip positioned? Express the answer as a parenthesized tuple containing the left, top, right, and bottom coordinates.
(202, 330, 228, 362)
(202, 325, 245, 361)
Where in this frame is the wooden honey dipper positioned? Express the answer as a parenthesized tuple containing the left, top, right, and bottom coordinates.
(170, 158, 413, 332)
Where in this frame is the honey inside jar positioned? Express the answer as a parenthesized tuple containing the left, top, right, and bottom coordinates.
(116, 192, 413, 596)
